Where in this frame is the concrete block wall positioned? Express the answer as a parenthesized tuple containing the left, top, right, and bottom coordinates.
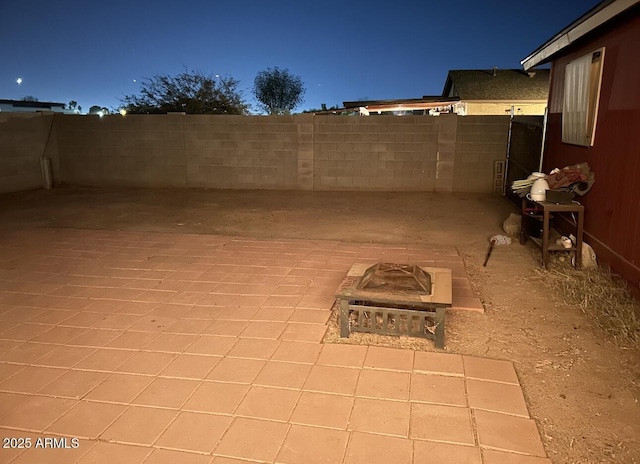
(4, 113, 511, 193)
(0, 113, 56, 193)
(183, 115, 300, 189)
(453, 116, 510, 192)
(313, 116, 440, 191)
(55, 114, 185, 187)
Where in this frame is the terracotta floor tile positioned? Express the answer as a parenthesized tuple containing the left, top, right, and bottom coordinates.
(74, 348, 135, 372)
(235, 386, 300, 421)
(290, 391, 354, 429)
(232, 295, 270, 306)
(349, 397, 410, 437)
(132, 377, 199, 409)
(271, 341, 321, 364)
(355, 369, 410, 401)
(410, 373, 467, 406)
(128, 315, 178, 333)
(183, 381, 249, 414)
(467, 379, 530, 417)
(8, 436, 88, 464)
(201, 320, 249, 336)
(107, 331, 160, 349)
(185, 335, 237, 356)
(114, 301, 158, 315)
(155, 411, 231, 453)
(280, 323, 327, 343)
(160, 354, 221, 379)
(206, 357, 265, 384)
(144, 448, 214, 464)
(211, 457, 254, 464)
(86, 373, 154, 403)
(1, 342, 57, 364)
(303, 365, 360, 395)
(410, 403, 475, 445)
(0, 428, 37, 463)
(32, 345, 96, 368)
(280, 276, 313, 286)
(240, 321, 286, 339)
(58, 311, 106, 328)
(214, 417, 288, 462)
(216, 306, 259, 321)
(481, 449, 553, 463)
(0, 366, 66, 393)
(93, 314, 142, 330)
(276, 424, 349, 464)
(272, 285, 307, 296)
(413, 351, 464, 376)
(23, 309, 75, 325)
(76, 442, 151, 464)
(0, 363, 26, 384)
(147, 303, 192, 319)
(364, 346, 414, 372)
(253, 306, 294, 322)
(0, 392, 30, 419)
(142, 333, 197, 353)
(100, 405, 177, 445)
(463, 356, 520, 384)
(163, 318, 212, 334)
(0, 395, 76, 431)
(1, 323, 56, 341)
(38, 370, 108, 399)
(0, 306, 46, 322)
(262, 295, 302, 307)
(47, 400, 126, 438)
(84, 299, 129, 312)
(116, 351, 176, 375)
(287, 309, 330, 324)
(344, 431, 413, 464)
(0, 339, 21, 355)
(67, 328, 124, 347)
(414, 441, 481, 463)
(453, 296, 485, 312)
(317, 344, 368, 368)
(226, 338, 279, 359)
(253, 361, 311, 389)
(474, 409, 546, 457)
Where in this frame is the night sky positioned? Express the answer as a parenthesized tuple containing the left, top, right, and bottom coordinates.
(0, 0, 601, 113)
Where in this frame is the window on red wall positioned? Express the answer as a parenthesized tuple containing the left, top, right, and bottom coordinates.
(562, 48, 605, 146)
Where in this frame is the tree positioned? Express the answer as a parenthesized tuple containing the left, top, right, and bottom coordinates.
(21, 96, 38, 102)
(89, 106, 110, 115)
(120, 68, 249, 115)
(253, 67, 305, 115)
(68, 101, 82, 113)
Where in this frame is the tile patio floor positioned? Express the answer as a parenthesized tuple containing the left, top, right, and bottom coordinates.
(0, 229, 550, 463)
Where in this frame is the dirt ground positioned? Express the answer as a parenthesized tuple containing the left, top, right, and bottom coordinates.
(1, 186, 639, 464)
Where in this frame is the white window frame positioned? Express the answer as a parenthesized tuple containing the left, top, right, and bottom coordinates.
(562, 47, 605, 146)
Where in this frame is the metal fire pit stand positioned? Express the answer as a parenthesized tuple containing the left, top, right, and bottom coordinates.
(336, 264, 452, 349)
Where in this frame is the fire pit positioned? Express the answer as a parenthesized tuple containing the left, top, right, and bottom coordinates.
(335, 263, 452, 348)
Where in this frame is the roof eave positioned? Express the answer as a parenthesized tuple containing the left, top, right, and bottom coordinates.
(521, 0, 639, 70)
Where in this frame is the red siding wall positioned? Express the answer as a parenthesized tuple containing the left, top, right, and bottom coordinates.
(544, 8, 640, 290)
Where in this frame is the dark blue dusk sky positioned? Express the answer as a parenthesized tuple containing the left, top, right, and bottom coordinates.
(0, 0, 601, 113)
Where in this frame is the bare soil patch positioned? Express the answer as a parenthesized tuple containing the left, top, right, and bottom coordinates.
(1, 186, 638, 463)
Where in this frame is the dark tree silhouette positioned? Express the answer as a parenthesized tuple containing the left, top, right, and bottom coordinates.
(253, 67, 305, 115)
(120, 68, 249, 115)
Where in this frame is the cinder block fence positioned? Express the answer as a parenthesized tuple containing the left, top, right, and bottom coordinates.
(1, 113, 510, 194)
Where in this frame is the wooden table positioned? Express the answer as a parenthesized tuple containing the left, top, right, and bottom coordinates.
(520, 198, 584, 269)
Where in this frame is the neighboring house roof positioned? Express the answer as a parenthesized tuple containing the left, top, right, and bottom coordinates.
(442, 69, 550, 101)
(0, 99, 66, 109)
(521, 0, 640, 70)
(0, 99, 75, 114)
(342, 96, 454, 108)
